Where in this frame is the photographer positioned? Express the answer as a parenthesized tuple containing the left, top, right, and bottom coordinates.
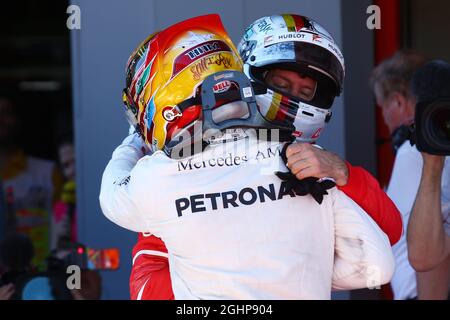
(46, 243, 102, 300)
(406, 61, 450, 293)
(371, 53, 449, 300)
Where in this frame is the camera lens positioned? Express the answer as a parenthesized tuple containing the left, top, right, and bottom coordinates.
(431, 106, 450, 142)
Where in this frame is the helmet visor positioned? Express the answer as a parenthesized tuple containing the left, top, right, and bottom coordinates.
(251, 41, 344, 96)
(263, 68, 318, 101)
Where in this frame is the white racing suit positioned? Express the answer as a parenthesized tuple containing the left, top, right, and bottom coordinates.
(99, 131, 394, 299)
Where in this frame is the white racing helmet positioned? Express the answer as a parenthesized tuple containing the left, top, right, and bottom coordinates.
(238, 14, 345, 142)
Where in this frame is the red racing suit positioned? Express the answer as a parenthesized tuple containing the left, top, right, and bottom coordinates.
(129, 162, 402, 300)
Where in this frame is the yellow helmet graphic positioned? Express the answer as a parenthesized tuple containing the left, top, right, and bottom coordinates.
(123, 14, 243, 153)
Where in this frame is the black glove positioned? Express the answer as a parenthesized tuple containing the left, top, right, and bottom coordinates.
(274, 143, 336, 204)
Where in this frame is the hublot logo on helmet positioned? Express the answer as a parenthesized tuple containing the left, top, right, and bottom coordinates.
(278, 33, 306, 40)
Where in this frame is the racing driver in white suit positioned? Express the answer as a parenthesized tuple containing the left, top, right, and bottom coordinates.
(99, 14, 394, 299)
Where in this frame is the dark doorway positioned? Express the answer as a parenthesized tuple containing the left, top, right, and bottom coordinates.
(0, 1, 72, 160)
(402, 0, 450, 61)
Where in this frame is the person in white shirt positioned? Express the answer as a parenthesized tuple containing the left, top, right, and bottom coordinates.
(371, 51, 450, 299)
(100, 14, 394, 299)
(406, 60, 450, 298)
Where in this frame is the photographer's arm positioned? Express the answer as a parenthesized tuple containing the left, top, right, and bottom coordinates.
(407, 154, 450, 271)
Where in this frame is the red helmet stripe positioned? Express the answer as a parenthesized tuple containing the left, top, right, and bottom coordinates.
(275, 95, 291, 121)
(292, 15, 306, 32)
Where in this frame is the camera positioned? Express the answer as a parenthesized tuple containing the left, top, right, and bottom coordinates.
(414, 100, 450, 155)
(7, 246, 81, 300)
(48, 243, 120, 271)
(47, 243, 88, 272)
(411, 60, 450, 155)
(2, 242, 119, 300)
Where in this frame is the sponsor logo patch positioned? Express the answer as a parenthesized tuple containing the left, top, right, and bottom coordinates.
(213, 80, 232, 93)
(162, 106, 182, 122)
(171, 40, 232, 80)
